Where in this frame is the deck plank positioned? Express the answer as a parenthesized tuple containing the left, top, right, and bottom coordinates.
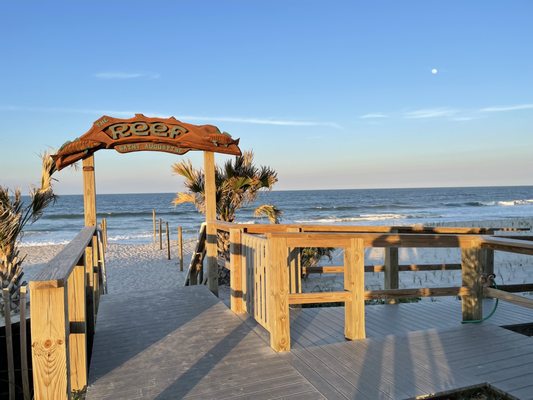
(88, 285, 533, 399)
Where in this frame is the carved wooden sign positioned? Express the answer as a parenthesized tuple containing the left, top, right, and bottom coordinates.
(52, 114, 241, 170)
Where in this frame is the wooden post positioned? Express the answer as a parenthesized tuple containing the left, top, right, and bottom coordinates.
(92, 235, 100, 312)
(166, 222, 171, 260)
(178, 226, 183, 271)
(461, 247, 483, 321)
(82, 156, 96, 227)
(345, 238, 366, 340)
(67, 262, 87, 392)
(230, 228, 244, 313)
(102, 218, 108, 248)
(2, 288, 15, 400)
(482, 248, 494, 276)
(152, 209, 156, 243)
(287, 227, 301, 294)
(29, 282, 71, 399)
(204, 151, 218, 296)
(84, 244, 95, 356)
(267, 235, 290, 352)
(159, 218, 163, 250)
(19, 286, 31, 400)
(384, 229, 399, 304)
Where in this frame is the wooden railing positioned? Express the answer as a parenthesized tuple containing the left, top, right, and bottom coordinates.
(241, 234, 269, 329)
(29, 226, 106, 399)
(220, 222, 533, 352)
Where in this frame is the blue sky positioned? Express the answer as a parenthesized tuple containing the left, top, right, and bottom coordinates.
(1, 1, 532, 194)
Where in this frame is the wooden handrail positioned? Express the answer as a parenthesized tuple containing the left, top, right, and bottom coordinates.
(481, 236, 533, 256)
(484, 287, 533, 309)
(214, 221, 524, 235)
(32, 226, 96, 287)
(303, 263, 463, 274)
(268, 232, 482, 248)
(29, 225, 106, 399)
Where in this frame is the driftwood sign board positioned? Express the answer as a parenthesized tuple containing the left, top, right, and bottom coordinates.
(52, 114, 242, 170)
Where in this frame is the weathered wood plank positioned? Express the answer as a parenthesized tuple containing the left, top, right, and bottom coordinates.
(484, 287, 533, 309)
(32, 226, 95, 285)
(204, 151, 218, 295)
(29, 283, 71, 400)
(344, 238, 365, 340)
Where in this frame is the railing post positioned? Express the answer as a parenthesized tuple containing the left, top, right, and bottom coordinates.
(29, 281, 71, 399)
(85, 244, 95, 357)
(287, 227, 301, 294)
(67, 260, 87, 392)
(267, 235, 290, 352)
(461, 246, 484, 321)
(481, 248, 494, 276)
(230, 228, 244, 313)
(345, 238, 366, 340)
(384, 229, 399, 304)
(92, 234, 100, 313)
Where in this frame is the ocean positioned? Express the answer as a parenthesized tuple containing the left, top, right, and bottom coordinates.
(20, 186, 533, 246)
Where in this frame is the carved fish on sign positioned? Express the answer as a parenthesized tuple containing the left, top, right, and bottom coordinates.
(52, 114, 241, 170)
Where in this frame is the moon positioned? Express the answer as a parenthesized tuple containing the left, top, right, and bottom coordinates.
(431, 68, 438, 75)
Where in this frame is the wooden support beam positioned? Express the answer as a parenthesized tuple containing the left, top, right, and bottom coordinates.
(30, 282, 71, 399)
(366, 286, 470, 299)
(204, 151, 218, 296)
(288, 291, 351, 305)
(484, 287, 533, 309)
(461, 247, 483, 321)
(267, 236, 290, 352)
(67, 262, 87, 392)
(230, 228, 244, 313)
(287, 227, 301, 294)
(345, 238, 366, 340)
(384, 229, 399, 304)
(84, 245, 95, 357)
(481, 248, 494, 276)
(19, 286, 31, 400)
(82, 156, 96, 227)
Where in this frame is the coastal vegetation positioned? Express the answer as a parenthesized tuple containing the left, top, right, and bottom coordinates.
(0, 153, 56, 316)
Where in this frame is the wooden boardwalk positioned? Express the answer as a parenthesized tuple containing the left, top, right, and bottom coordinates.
(87, 287, 533, 400)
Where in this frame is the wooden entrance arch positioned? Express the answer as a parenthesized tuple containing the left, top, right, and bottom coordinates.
(52, 114, 242, 295)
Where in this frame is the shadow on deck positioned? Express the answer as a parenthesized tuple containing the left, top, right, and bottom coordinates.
(87, 286, 533, 400)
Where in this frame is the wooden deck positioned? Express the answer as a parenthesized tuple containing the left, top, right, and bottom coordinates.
(87, 286, 533, 400)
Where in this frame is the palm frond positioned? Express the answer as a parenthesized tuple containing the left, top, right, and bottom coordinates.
(254, 204, 283, 224)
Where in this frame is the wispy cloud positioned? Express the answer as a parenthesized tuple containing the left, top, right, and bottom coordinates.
(479, 103, 533, 113)
(0, 105, 341, 128)
(94, 72, 160, 80)
(359, 113, 388, 119)
(403, 108, 458, 119)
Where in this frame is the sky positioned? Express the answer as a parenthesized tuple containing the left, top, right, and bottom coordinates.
(1, 1, 532, 194)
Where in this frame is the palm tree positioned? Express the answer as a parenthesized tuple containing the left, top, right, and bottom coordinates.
(173, 151, 278, 222)
(173, 151, 278, 283)
(1, 153, 56, 316)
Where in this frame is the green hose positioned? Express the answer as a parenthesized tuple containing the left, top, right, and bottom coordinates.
(461, 278, 499, 324)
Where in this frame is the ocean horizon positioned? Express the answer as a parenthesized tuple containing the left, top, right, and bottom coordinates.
(20, 185, 533, 246)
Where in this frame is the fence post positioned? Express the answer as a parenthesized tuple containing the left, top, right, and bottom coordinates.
(84, 244, 95, 357)
(267, 235, 290, 352)
(287, 227, 301, 294)
(481, 248, 494, 276)
(29, 281, 71, 399)
(384, 229, 399, 304)
(461, 246, 483, 321)
(67, 260, 87, 392)
(345, 238, 366, 340)
(152, 209, 156, 243)
(178, 226, 183, 271)
(230, 228, 244, 313)
(166, 222, 171, 260)
(159, 219, 163, 250)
